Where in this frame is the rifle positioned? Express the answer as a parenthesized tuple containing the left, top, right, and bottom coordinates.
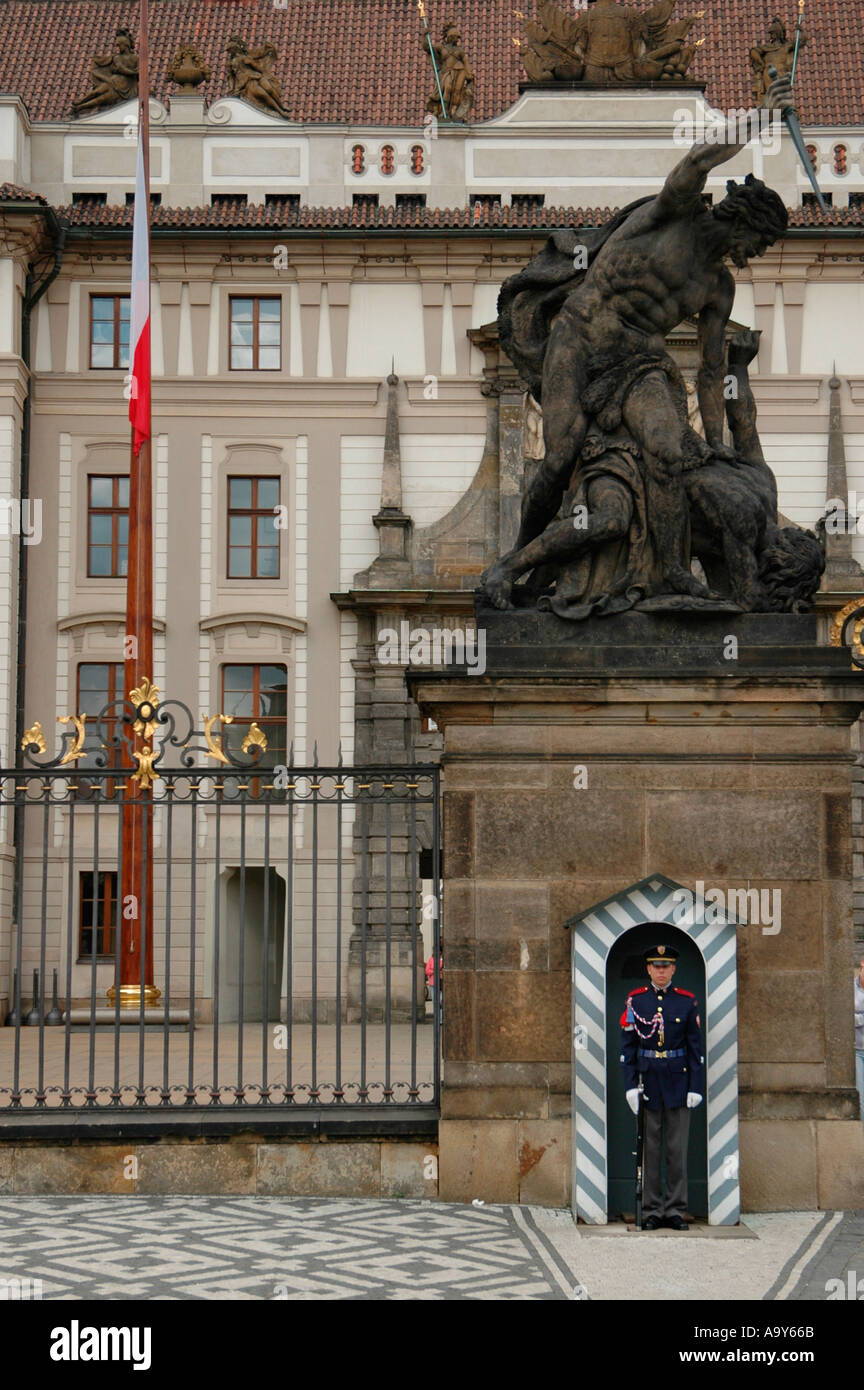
(634, 1077, 645, 1230)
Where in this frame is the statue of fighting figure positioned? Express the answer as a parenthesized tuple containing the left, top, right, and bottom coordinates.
(479, 76, 824, 617)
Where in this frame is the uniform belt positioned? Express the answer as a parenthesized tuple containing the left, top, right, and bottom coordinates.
(638, 1047, 686, 1060)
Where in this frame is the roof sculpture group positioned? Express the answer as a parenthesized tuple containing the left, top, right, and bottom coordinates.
(518, 0, 705, 85)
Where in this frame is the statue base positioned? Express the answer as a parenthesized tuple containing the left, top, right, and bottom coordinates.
(409, 609, 864, 1212)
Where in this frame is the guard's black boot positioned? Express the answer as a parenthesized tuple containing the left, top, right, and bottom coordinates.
(665, 1215, 689, 1231)
(642, 1215, 663, 1231)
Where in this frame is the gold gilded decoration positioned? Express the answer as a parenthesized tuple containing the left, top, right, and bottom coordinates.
(131, 745, 158, 790)
(829, 597, 864, 664)
(107, 983, 162, 1009)
(130, 677, 161, 741)
(21, 721, 47, 754)
(57, 713, 87, 765)
(203, 713, 233, 765)
(242, 722, 268, 755)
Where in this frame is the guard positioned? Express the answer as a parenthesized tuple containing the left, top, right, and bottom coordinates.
(620, 945, 704, 1230)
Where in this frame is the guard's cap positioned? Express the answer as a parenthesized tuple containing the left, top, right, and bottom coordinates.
(644, 944, 679, 966)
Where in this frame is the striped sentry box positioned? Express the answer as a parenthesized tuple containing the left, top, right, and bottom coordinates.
(566, 874, 741, 1227)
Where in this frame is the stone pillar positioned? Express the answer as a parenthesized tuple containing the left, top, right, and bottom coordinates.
(411, 607, 864, 1211)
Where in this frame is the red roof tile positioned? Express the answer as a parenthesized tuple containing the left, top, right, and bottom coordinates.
(56, 198, 864, 233)
(0, 0, 860, 128)
(0, 182, 48, 204)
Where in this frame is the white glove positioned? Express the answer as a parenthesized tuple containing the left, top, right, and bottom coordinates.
(686, 1092, 703, 1108)
(626, 1088, 640, 1114)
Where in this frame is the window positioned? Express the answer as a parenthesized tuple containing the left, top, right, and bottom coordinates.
(352, 193, 378, 211)
(90, 295, 130, 370)
(73, 192, 107, 206)
(512, 194, 545, 212)
(410, 145, 425, 175)
(396, 194, 426, 212)
(211, 193, 248, 207)
(87, 475, 129, 577)
(470, 194, 502, 210)
(229, 297, 281, 370)
(221, 664, 288, 768)
(227, 476, 281, 578)
(264, 194, 300, 210)
(380, 145, 395, 175)
(77, 663, 125, 771)
(805, 144, 819, 170)
(850, 193, 864, 210)
(125, 191, 161, 207)
(833, 145, 848, 176)
(79, 871, 118, 958)
(351, 144, 366, 174)
(803, 192, 832, 208)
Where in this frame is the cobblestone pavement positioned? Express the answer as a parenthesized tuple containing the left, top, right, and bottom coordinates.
(0, 1197, 859, 1300)
(0, 1196, 574, 1300)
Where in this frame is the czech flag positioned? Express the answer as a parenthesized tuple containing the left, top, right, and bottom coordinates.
(128, 121, 150, 456)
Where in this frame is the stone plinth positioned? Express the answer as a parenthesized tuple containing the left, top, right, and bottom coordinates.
(409, 606, 864, 1211)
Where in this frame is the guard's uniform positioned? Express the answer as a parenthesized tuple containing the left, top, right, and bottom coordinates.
(620, 951, 705, 1224)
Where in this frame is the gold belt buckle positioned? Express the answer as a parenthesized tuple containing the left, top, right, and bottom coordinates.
(656, 1050, 667, 1059)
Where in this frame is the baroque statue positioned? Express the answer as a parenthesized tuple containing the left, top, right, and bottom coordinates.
(166, 42, 211, 92)
(519, 0, 704, 85)
(71, 27, 139, 115)
(423, 20, 475, 122)
(225, 36, 291, 118)
(479, 76, 824, 619)
(750, 15, 806, 104)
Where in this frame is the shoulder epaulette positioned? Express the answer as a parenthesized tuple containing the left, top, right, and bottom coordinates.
(627, 986, 649, 997)
(674, 987, 696, 998)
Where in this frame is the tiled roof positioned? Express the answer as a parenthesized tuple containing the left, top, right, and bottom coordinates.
(0, 0, 861, 128)
(57, 198, 864, 233)
(0, 182, 48, 204)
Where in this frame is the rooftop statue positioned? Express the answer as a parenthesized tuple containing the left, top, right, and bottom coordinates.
(750, 15, 806, 104)
(519, 0, 704, 85)
(225, 36, 291, 119)
(423, 19, 475, 121)
(166, 42, 211, 93)
(71, 26, 139, 115)
(479, 76, 825, 618)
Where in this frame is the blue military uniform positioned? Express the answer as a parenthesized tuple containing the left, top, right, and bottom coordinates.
(620, 984, 704, 1108)
(619, 944, 705, 1228)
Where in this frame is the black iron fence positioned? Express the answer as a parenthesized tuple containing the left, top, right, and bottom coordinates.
(0, 696, 440, 1121)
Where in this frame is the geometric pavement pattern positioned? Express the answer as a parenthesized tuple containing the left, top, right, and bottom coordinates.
(0, 1196, 580, 1300)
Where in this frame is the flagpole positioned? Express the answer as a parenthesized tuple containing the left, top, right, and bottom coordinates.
(111, 0, 158, 1008)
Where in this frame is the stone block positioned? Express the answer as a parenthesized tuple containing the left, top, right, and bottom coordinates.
(442, 880, 475, 941)
(438, 1119, 519, 1203)
(739, 1120, 818, 1210)
(648, 791, 822, 879)
(518, 1118, 570, 1207)
(441, 1085, 548, 1119)
(822, 877, 856, 1087)
(137, 1141, 256, 1195)
(0, 1145, 13, 1194)
(824, 794, 852, 877)
(738, 971, 824, 1063)
(735, 880, 822, 973)
(815, 1121, 864, 1208)
(380, 1142, 438, 1199)
(12, 1144, 131, 1194)
(444, 1061, 548, 1088)
(443, 791, 474, 877)
(257, 1142, 380, 1197)
(475, 937, 549, 971)
(476, 972, 569, 1062)
(443, 969, 475, 1061)
(476, 790, 642, 879)
(475, 883, 549, 939)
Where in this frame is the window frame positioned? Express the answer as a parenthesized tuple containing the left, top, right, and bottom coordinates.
(228, 295, 282, 372)
(89, 293, 130, 371)
(77, 661, 126, 777)
(78, 870, 118, 961)
(226, 475, 282, 580)
(220, 662, 289, 773)
(87, 474, 130, 579)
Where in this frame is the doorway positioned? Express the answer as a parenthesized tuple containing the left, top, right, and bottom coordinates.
(220, 867, 285, 1022)
(605, 922, 707, 1221)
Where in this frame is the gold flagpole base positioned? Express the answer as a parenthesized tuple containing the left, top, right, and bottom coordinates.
(106, 984, 162, 1008)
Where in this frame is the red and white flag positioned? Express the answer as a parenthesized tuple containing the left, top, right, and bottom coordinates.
(128, 122, 151, 456)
